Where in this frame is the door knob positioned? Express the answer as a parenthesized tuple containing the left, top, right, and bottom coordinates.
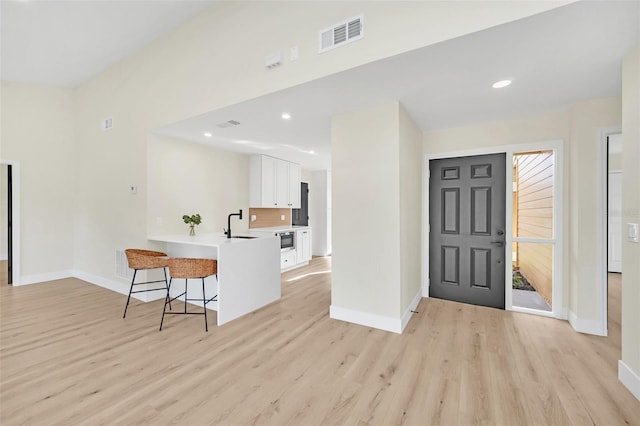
(497, 229, 504, 236)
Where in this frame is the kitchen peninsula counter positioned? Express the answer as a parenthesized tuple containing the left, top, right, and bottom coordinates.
(148, 233, 280, 326)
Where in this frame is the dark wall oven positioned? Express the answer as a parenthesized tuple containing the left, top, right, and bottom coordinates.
(277, 231, 295, 251)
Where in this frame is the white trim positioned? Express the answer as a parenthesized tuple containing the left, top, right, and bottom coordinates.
(330, 305, 402, 334)
(73, 270, 162, 302)
(17, 270, 74, 286)
(568, 310, 607, 336)
(422, 155, 430, 298)
(598, 127, 622, 337)
(618, 360, 640, 401)
(511, 306, 555, 318)
(401, 289, 422, 332)
(1, 160, 20, 285)
(13, 268, 163, 303)
(423, 140, 564, 319)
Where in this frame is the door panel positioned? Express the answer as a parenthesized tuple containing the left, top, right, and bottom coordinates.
(429, 154, 506, 309)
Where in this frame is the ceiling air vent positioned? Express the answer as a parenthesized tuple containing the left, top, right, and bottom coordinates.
(216, 120, 240, 128)
(319, 15, 363, 53)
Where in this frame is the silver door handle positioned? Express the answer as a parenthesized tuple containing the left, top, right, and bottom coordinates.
(490, 241, 504, 246)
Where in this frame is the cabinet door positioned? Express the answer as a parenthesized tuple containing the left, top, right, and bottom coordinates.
(301, 229, 310, 261)
(275, 159, 289, 207)
(261, 156, 277, 207)
(288, 162, 301, 208)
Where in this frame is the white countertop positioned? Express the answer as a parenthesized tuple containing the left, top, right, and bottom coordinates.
(249, 225, 310, 233)
(148, 232, 271, 247)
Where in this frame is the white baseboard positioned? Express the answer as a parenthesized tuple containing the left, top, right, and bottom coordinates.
(619, 360, 640, 401)
(14, 269, 164, 303)
(72, 270, 163, 302)
(17, 270, 74, 286)
(401, 289, 423, 332)
(330, 305, 402, 334)
(568, 310, 607, 336)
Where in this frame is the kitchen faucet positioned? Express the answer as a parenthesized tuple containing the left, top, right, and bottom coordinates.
(225, 209, 243, 238)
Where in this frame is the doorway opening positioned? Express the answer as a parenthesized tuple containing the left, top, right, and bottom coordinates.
(606, 132, 622, 344)
(1, 164, 11, 285)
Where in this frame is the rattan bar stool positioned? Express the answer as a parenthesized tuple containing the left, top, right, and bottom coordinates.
(123, 249, 171, 318)
(160, 258, 218, 332)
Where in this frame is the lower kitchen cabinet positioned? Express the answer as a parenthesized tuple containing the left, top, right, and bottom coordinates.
(251, 226, 311, 272)
(281, 250, 297, 270)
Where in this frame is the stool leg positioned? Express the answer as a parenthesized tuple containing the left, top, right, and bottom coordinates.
(164, 267, 172, 310)
(123, 269, 137, 318)
(160, 277, 172, 331)
(202, 277, 208, 332)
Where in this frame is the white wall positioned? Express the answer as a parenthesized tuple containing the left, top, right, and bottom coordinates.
(331, 101, 422, 331)
(147, 135, 250, 236)
(332, 102, 402, 320)
(568, 97, 621, 325)
(620, 44, 640, 398)
(399, 105, 423, 311)
(0, 83, 76, 281)
(309, 170, 330, 256)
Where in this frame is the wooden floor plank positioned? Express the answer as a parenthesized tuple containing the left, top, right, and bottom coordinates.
(1, 260, 638, 425)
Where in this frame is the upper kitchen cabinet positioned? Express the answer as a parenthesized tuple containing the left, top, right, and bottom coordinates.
(250, 155, 301, 208)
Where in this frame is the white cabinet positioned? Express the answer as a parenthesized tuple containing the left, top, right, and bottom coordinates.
(288, 163, 301, 208)
(296, 228, 311, 264)
(281, 250, 296, 270)
(250, 155, 301, 208)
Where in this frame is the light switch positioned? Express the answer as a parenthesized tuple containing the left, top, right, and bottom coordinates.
(251, 215, 257, 222)
(627, 223, 639, 243)
(280, 215, 285, 221)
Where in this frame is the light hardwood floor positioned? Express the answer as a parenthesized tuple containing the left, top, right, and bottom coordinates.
(1, 260, 638, 425)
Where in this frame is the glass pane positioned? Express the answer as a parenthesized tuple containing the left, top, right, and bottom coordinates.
(513, 150, 554, 238)
(512, 242, 553, 311)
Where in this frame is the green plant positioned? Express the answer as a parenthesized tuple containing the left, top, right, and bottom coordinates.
(182, 214, 202, 226)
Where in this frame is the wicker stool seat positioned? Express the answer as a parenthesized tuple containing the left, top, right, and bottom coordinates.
(123, 249, 171, 318)
(160, 258, 218, 332)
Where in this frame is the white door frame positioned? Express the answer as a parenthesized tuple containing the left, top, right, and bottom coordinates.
(1, 159, 21, 285)
(597, 127, 622, 335)
(423, 140, 564, 319)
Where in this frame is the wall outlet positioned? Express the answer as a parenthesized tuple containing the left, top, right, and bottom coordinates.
(290, 46, 299, 61)
(156, 217, 163, 225)
(251, 215, 257, 222)
(280, 214, 285, 221)
(101, 117, 113, 131)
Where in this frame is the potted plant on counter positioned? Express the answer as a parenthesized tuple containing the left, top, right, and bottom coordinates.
(182, 214, 202, 236)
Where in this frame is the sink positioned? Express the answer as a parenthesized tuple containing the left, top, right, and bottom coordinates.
(230, 235, 257, 239)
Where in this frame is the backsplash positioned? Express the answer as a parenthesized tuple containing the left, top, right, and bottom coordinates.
(248, 208, 291, 228)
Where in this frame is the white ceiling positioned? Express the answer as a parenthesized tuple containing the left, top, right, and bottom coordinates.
(156, 0, 639, 170)
(1, 1, 637, 171)
(0, 0, 215, 88)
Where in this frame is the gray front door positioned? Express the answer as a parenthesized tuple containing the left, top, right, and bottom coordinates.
(429, 154, 506, 309)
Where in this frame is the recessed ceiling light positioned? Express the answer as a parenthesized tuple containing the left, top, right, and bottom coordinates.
(203, 132, 213, 138)
(308, 150, 315, 155)
(281, 112, 291, 120)
(492, 80, 512, 89)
